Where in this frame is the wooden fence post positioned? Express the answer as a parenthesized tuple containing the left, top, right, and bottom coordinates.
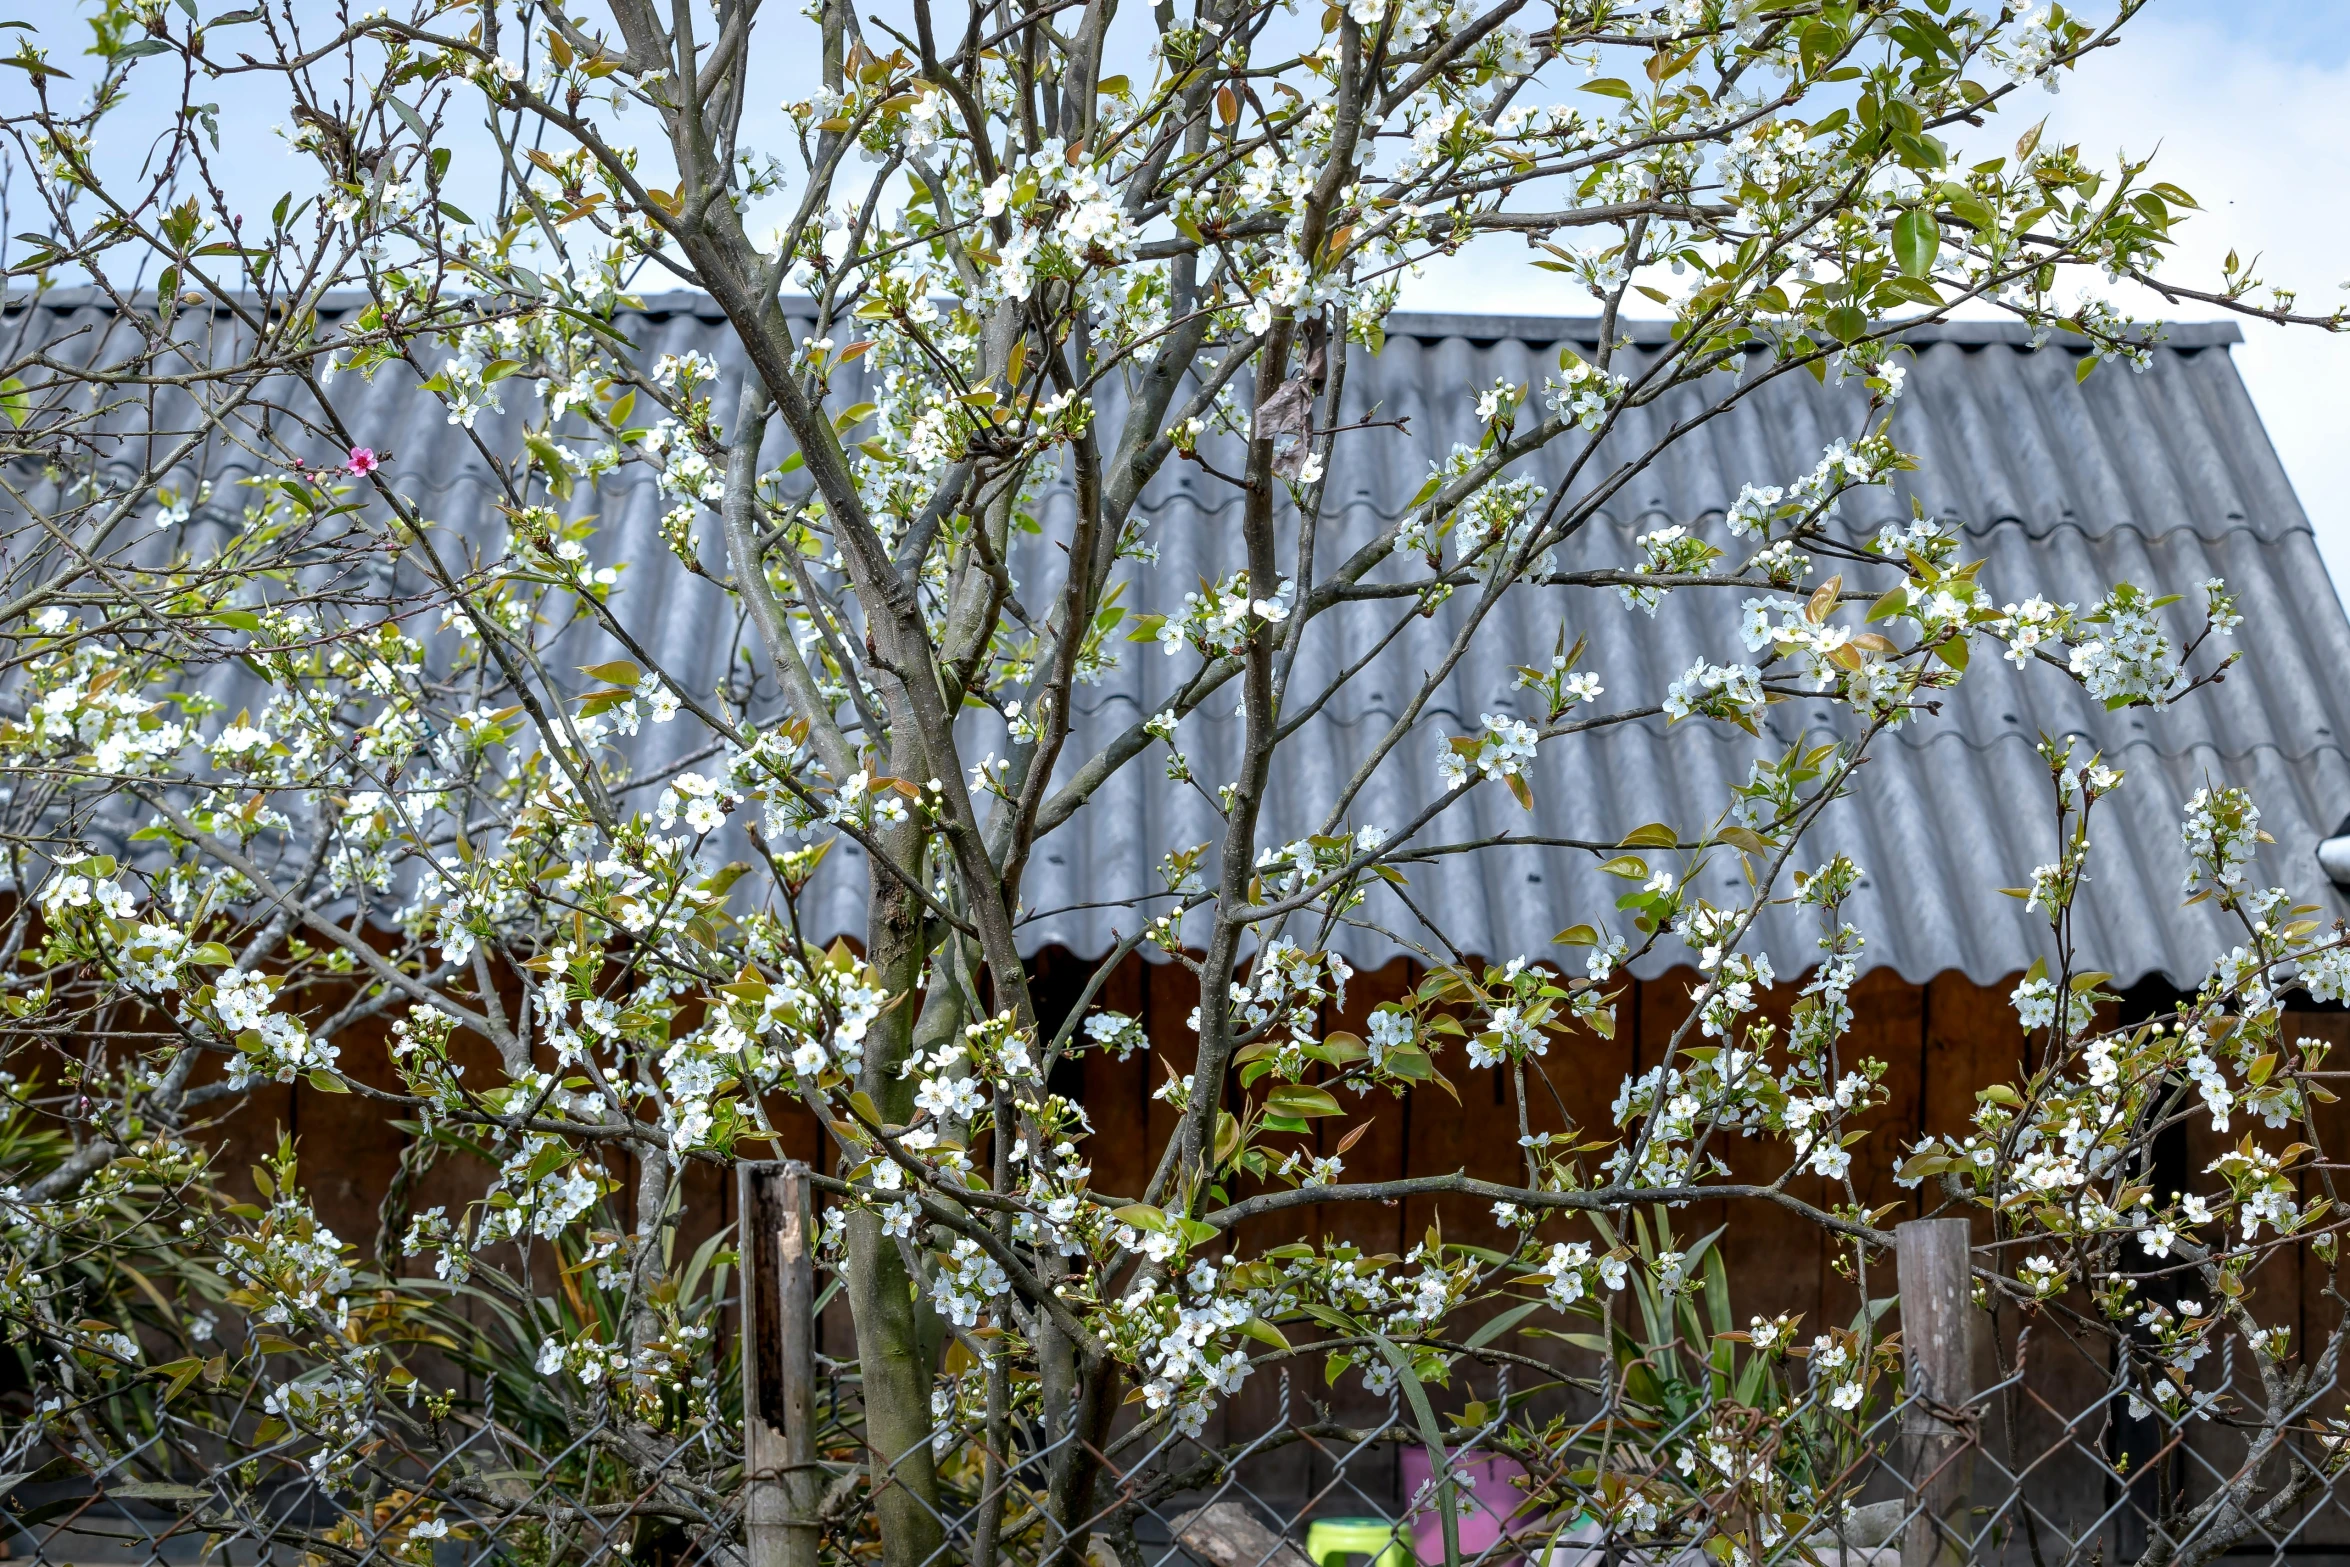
(1896, 1218, 1975, 1567)
(740, 1160, 820, 1567)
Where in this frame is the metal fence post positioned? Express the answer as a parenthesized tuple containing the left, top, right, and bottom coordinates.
(1896, 1218, 1975, 1567)
(741, 1160, 820, 1567)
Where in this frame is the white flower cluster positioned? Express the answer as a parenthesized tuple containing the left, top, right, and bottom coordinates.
(1696, 952, 1776, 1041)
(2180, 785, 2260, 900)
(1545, 356, 1624, 431)
(1726, 483, 1790, 539)
(39, 863, 136, 922)
(1467, 976, 1549, 1068)
(1663, 658, 1764, 724)
(1618, 525, 1719, 615)
(1157, 571, 1295, 659)
(476, 1134, 605, 1245)
(1124, 1274, 1257, 1438)
(20, 672, 189, 775)
(209, 969, 341, 1088)
(1403, 447, 1554, 579)
(1992, 594, 2067, 668)
(1366, 1005, 1417, 1070)
(657, 770, 743, 836)
(214, 1191, 355, 1330)
(902, 1011, 1035, 1139)
(1535, 1239, 1626, 1308)
(1436, 713, 1540, 791)
(1872, 516, 1956, 563)
(980, 154, 1139, 304)
(930, 1237, 1011, 1327)
(1788, 435, 1897, 522)
(1276, 1150, 1347, 1186)
(2010, 972, 2059, 1032)
(2069, 584, 2182, 705)
(1081, 1010, 1147, 1061)
(1996, 6, 2073, 92)
(1808, 1336, 1865, 1411)
(1206, 938, 1353, 1059)
(1255, 825, 1387, 903)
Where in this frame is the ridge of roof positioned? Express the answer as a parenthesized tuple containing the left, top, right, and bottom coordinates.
(1056, 680, 2350, 772)
(5, 286, 2248, 350)
(1363, 310, 2246, 350)
(132, 464, 2300, 546)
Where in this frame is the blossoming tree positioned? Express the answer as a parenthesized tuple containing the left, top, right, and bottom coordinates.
(3, 0, 2348, 1564)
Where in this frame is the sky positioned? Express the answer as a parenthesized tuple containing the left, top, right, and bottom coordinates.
(1400, 0, 2350, 594)
(10, 0, 2346, 585)
(2055, 1, 2350, 593)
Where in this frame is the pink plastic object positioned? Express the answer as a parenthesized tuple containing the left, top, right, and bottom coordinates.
(1398, 1448, 1537, 1566)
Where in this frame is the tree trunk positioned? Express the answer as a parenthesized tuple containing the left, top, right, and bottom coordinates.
(842, 832, 946, 1567)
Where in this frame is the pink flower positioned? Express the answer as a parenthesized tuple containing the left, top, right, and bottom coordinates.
(346, 446, 380, 476)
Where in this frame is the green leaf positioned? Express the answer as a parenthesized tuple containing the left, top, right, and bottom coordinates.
(1715, 825, 1772, 855)
(1464, 1299, 1544, 1349)
(1370, 1335, 1462, 1567)
(1383, 1043, 1433, 1081)
(1892, 209, 1939, 278)
(1240, 1316, 1290, 1350)
(152, 1357, 207, 1403)
(387, 95, 431, 143)
(1266, 1085, 1342, 1119)
(0, 54, 71, 82)
(0, 376, 26, 428)
(1878, 274, 1943, 307)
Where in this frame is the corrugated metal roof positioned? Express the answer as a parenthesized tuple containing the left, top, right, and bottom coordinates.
(8, 291, 2346, 987)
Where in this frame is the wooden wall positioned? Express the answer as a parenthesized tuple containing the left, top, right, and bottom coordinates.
(213, 953, 2350, 1551)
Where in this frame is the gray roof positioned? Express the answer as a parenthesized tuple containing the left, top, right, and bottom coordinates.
(9, 292, 2347, 987)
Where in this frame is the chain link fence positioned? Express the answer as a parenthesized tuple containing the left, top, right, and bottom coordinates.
(7, 1270, 2348, 1567)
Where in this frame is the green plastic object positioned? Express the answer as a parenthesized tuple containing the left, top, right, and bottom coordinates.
(1305, 1518, 1407, 1567)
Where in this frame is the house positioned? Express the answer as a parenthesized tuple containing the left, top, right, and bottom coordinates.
(8, 292, 2350, 1538)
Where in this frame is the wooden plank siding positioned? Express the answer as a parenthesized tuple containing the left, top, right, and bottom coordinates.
(224, 952, 2348, 1542)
